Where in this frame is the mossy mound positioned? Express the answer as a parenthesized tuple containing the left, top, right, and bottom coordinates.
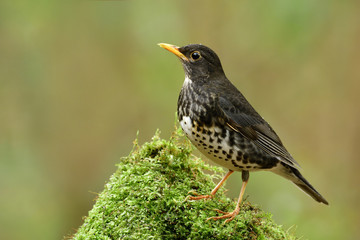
(72, 127, 297, 239)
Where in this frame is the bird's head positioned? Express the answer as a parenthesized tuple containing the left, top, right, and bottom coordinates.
(159, 43, 225, 81)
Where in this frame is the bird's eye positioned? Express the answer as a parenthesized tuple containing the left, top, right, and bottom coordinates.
(190, 51, 201, 61)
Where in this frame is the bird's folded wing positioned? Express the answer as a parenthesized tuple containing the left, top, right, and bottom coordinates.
(218, 97, 300, 169)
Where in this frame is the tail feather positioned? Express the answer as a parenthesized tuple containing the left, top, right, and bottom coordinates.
(291, 168, 329, 205)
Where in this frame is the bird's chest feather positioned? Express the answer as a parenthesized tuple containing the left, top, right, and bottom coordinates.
(177, 78, 278, 171)
(177, 78, 215, 125)
(178, 80, 246, 170)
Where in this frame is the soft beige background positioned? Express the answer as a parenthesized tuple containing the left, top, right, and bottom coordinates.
(1, 0, 359, 239)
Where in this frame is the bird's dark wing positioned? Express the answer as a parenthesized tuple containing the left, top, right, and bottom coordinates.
(218, 96, 300, 169)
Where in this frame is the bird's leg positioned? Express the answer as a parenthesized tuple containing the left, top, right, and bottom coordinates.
(207, 170, 249, 223)
(187, 170, 234, 200)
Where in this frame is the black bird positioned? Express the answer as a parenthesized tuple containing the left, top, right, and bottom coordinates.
(159, 43, 328, 223)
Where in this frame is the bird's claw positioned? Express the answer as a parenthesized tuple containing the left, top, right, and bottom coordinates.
(206, 208, 240, 223)
(186, 193, 213, 201)
(185, 190, 214, 201)
(213, 209, 229, 214)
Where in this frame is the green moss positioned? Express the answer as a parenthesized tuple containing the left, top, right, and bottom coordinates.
(72, 127, 297, 240)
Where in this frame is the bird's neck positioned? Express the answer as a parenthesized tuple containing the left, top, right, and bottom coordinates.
(177, 76, 215, 127)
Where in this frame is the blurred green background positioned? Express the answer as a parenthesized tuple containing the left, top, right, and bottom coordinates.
(1, 0, 359, 239)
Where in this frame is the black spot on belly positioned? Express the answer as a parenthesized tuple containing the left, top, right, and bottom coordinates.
(249, 156, 257, 164)
(228, 131, 235, 146)
(231, 160, 243, 169)
(243, 154, 249, 164)
(236, 151, 243, 161)
(221, 130, 226, 138)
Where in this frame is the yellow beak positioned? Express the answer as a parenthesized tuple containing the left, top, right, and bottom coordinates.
(158, 43, 188, 61)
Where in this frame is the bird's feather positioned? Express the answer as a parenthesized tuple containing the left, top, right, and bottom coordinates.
(218, 96, 300, 169)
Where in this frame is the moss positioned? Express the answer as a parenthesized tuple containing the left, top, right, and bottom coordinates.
(72, 127, 297, 240)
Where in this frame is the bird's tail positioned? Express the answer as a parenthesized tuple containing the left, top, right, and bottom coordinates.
(291, 168, 329, 205)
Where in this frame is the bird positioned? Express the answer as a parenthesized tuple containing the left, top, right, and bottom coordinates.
(158, 43, 328, 223)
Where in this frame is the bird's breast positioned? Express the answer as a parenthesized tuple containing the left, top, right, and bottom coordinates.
(178, 83, 279, 172)
(177, 80, 216, 126)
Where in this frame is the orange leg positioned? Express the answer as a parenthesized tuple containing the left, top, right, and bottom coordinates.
(187, 170, 234, 200)
(207, 170, 249, 223)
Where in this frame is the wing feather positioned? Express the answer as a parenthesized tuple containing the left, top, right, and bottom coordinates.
(218, 96, 300, 169)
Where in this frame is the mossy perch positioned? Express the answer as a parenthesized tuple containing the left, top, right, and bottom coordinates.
(72, 127, 297, 239)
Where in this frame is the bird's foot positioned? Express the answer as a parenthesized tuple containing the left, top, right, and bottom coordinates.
(186, 191, 213, 201)
(206, 208, 240, 223)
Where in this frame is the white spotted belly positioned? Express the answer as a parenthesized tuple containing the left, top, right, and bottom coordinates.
(179, 116, 261, 171)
